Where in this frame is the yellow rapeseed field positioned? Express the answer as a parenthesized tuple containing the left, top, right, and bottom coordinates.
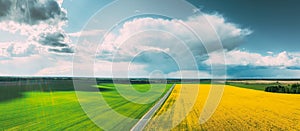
(145, 84, 300, 130)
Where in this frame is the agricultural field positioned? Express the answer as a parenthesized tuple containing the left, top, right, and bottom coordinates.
(145, 84, 300, 130)
(0, 80, 172, 130)
(227, 80, 300, 93)
(226, 81, 276, 91)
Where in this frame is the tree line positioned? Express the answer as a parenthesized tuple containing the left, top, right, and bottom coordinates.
(265, 83, 300, 94)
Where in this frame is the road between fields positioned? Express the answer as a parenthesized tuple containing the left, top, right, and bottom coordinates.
(130, 83, 176, 131)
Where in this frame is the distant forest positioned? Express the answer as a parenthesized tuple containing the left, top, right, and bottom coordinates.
(265, 83, 300, 94)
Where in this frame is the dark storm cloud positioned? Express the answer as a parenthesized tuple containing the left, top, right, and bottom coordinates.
(226, 66, 274, 78)
(38, 32, 68, 47)
(48, 47, 74, 53)
(132, 51, 179, 74)
(0, 0, 67, 25)
(38, 32, 74, 54)
(0, 0, 12, 17)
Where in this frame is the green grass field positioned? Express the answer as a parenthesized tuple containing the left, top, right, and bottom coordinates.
(0, 80, 172, 130)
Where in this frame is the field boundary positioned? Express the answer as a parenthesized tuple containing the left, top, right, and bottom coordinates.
(130, 83, 176, 131)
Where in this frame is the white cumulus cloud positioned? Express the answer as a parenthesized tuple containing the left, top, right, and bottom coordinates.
(93, 13, 251, 77)
(98, 14, 252, 60)
(205, 50, 300, 67)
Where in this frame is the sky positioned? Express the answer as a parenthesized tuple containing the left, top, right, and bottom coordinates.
(0, 0, 299, 78)
(188, 0, 300, 54)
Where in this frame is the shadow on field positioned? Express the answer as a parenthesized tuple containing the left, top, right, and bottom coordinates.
(0, 79, 113, 102)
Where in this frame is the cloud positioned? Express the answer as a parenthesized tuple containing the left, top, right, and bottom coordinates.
(0, 0, 12, 17)
(93, 13, 251, 77)
(187, 14, 252, 51)
(0, 52, 74, 76)
(0, 0, 72, 54)
(94, 60, 148, 78)
(48, 47, 74, 53)
(0, 42, 39, 57)
(203, 49, 300, 78)
(68, 29, 105, 37)
(226, 66, 300, 78)
(38, 32, 69, 47)
(167, 70, 212, 78)
(205, 50, 300, 67)
(131, 50, 179, 74)
(0, 4, 253, 77)
(35, 31, 73, 53)
(0, 0, 67, 25)
(0, 54, 54, 75)
(100, 14, 251, 58)
(267, 51, 273, 55)
(35, 60, 72, 76)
